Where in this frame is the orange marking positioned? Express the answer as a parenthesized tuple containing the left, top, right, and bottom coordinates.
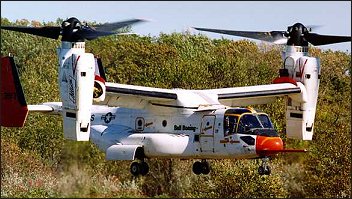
(256, 136, 283, 156)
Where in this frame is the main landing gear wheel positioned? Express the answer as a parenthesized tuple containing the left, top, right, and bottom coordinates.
(258, 157, 271, 176)
(192, 160, 210, 175)
(130, 161, 149, 176)
(140, 162, 149, 176)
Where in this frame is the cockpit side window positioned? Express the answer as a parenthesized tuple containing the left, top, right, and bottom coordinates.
(258, 114, 274, 128)
(224, 115, 238, 136)
(237, 114, 262, 134)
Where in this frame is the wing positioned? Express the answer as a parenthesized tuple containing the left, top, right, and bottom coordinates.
(96, 82, 178, 109)
(96, 81, 302, 110)
(199, 83, 302, 107)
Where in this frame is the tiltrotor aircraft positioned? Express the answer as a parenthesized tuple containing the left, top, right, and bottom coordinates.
(1, 17, 350, 176)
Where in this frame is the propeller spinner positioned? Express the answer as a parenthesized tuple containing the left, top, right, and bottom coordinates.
(1, 17, 146, 42)
(193, 23, 351, 46)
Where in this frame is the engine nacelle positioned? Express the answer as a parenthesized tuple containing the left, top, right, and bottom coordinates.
(275, 48, 321, 140)
(59, 45, 95, 141)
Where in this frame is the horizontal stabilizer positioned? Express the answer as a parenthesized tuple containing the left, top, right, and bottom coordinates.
(28, 105, 54, 112)
(28, 102, 62, 114)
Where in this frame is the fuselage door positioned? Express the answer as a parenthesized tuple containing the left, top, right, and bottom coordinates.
(200, 115, 216, 152)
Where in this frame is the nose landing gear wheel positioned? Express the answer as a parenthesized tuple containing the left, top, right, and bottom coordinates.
(258, 166, 265, 175)
(264, 166, 271, 175)
(258, 165, 271, 175)
(258, 157, 271, 175)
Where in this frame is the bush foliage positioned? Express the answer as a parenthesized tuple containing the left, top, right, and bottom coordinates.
(1, 18, 350, 198)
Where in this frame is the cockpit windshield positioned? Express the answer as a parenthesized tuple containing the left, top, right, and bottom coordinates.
(257, 114, 274, 128)
(237, 114, 262, 133)
(223, 109, 278, 137)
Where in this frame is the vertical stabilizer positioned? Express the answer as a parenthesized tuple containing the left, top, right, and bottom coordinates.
(0, 56, 29, 127)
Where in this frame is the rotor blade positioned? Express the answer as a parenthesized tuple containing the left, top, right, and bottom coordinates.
(93, 19, 147, 32)
(79, 31, 116, 41)
(306, 33, 351, 46)
(273, 37, 288, 45)
(1, 26, 61, 39)
(77, 27, 140, 41)
(306, 25, 322, 32)
(193, 27, 286, 43)
(76, 26, 115, 40)
(79, 19, 147, 40)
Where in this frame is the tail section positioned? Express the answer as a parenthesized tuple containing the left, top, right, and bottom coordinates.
(1, 56, 29, 127)
(1, 44, 104, 142)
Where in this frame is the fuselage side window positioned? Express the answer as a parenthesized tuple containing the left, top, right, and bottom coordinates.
(224, 115, 238, 136)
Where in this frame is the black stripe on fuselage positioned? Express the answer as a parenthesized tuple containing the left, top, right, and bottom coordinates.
(151, 103, 198, 109)
(218, 88, 301, 99)
(106, 86, 178, 100)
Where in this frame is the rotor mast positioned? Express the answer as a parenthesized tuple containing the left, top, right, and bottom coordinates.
(283, 23, 310, 57)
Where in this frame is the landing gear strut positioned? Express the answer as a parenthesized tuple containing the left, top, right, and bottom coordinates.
(130, 161, 149, 176)
(258, 157, 271, 175)
(130, 148, 149, 176)
(192, 159, 210, 175)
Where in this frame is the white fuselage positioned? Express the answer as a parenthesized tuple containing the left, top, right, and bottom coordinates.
(89, 105, 258, 160)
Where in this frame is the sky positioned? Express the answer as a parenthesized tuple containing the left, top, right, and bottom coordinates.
(1, 1, 351, 52)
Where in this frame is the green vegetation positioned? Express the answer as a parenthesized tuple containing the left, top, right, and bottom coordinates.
(1, 18, 350, 198)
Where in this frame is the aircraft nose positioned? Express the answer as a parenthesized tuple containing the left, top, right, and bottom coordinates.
(256, 136, 283, 157)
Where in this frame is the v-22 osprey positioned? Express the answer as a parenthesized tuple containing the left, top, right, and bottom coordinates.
(1, 18, 351, 176)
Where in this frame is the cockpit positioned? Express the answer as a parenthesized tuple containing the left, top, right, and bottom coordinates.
(223, 107, 278, 137)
